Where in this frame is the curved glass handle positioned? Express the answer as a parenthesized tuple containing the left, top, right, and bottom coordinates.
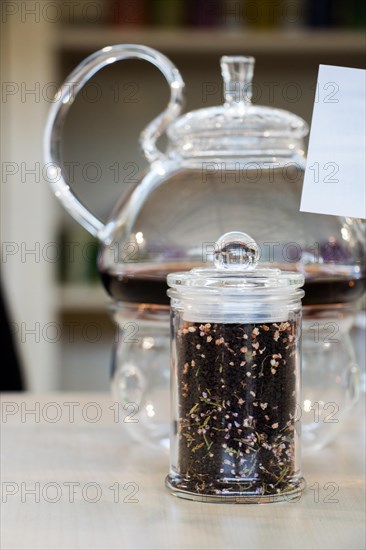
(44, 44, 185, 239)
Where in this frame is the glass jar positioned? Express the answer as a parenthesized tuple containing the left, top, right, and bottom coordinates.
(166, 232, 305, 503)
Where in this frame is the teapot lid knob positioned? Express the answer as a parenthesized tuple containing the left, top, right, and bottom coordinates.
(220, 55, 255, 107)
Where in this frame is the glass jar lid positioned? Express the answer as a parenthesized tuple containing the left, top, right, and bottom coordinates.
(167, 56, 308, 158)
(167, 232, 304, 322)
(167, 232, 305, 295)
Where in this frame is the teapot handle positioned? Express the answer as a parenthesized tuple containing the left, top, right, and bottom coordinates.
(44, 44, 185, 239)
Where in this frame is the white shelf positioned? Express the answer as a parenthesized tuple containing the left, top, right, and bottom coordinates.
(58, 28, 366, 54)
(59, 284, 110, 313)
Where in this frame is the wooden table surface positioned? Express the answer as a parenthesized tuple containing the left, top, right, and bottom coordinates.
(1, 392, 365, 550)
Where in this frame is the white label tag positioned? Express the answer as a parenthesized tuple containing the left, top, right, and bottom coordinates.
(300, 65, 366, 219)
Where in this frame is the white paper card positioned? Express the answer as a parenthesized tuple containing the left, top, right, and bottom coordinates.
(300, 65, 366, 219)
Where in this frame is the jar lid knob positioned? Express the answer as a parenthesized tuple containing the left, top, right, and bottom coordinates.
(214, 231, 259, 270)
(220, 55, 255, 107)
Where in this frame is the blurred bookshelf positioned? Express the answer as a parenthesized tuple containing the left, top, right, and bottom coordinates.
(58, 28, 366, 54)
(56, 0, 366, 56)
(59, 0, 366, 31)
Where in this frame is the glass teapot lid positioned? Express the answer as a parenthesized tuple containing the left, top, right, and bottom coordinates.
(167, 56, 308, 158)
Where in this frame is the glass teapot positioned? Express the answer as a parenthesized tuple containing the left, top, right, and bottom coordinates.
(44, 45, 365, 449)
